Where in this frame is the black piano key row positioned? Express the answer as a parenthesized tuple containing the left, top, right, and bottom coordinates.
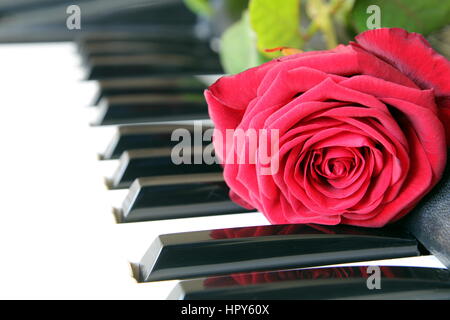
(82, 30, 221, 80)
(171, 266, 450, 300)
(78, 31, 450, 300)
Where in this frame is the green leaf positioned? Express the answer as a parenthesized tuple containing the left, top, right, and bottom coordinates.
(249, 0, 302, 58)
(219, 12, 270, 74)
(183, 0, 212, 17)
(350, 0, 450, 35)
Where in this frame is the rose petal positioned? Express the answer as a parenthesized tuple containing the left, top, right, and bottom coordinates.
(355, 28, 450, 101)
(341, 75, 437, 114)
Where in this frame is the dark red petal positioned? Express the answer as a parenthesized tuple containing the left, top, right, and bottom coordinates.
(342, 124, 437, 227)
(354, 28, 450, 104)
(205, 89, 246, 133)
(341, 75, 438, 114)
(382, 97, 446, 179)
(207, 59, 276, 109)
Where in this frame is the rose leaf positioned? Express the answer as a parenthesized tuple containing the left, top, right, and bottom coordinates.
(249, 0, 303, 58)
(350, 0, 450, 35)
(219, 11, 270, 74)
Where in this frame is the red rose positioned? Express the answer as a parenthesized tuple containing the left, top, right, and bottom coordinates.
(205, 28, 449, 227)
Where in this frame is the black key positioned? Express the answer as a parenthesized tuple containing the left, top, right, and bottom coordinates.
(400, 161, 450, 268)
(106, 148, 221, 189)
(169, 266, 450, 300)
(135, 224, 419, 282)
(77, 32, 205, 55)
(92, 76, 206, 105)
(85, 54, 221, 80)
(80, 40, 213, 62)
(92, 94, 209, 126)
(115, 173, 254, 223)
(100, 122, 213, 160)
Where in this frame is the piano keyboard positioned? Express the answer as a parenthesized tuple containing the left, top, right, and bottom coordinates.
(0, 36, 449, 300)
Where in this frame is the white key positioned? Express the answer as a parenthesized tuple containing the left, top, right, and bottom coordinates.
(0, 43, 164, 299)
(0, 43, 268, 299)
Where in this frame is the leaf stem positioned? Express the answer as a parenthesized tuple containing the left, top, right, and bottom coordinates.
(302, 0, 346, 48)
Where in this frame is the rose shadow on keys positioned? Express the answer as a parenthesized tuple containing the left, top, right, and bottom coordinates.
(169, 266, 450, 300)
(133, 223, 421, 282)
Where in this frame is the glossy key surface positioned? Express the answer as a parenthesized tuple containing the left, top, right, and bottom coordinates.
(168, 266, 450, 300)
(93, 94, 208, 125)
(116, 173, 254, 223)
(92, 76, 206, 105)
(78, 32, 208, 53)
(106, 148, 221, 189)
(80, 40, 214, 63)
(100, 122, 213, 160)
(137, 224, 419, 282)
(85, 54, 221, 80)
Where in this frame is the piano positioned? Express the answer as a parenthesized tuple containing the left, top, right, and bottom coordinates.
(0, 0, 449, 300)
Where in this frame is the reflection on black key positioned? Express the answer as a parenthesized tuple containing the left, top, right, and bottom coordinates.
(168, 266, 450, 300)
(93, 94, 208, 126)
(115, 173, 254, 223)
(100, 122, 213, 160)
(93, 76, 206, 105)
(106, 148, 221, 189)
(86, 54, 222, 80)
(136, 224, 419, 282)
